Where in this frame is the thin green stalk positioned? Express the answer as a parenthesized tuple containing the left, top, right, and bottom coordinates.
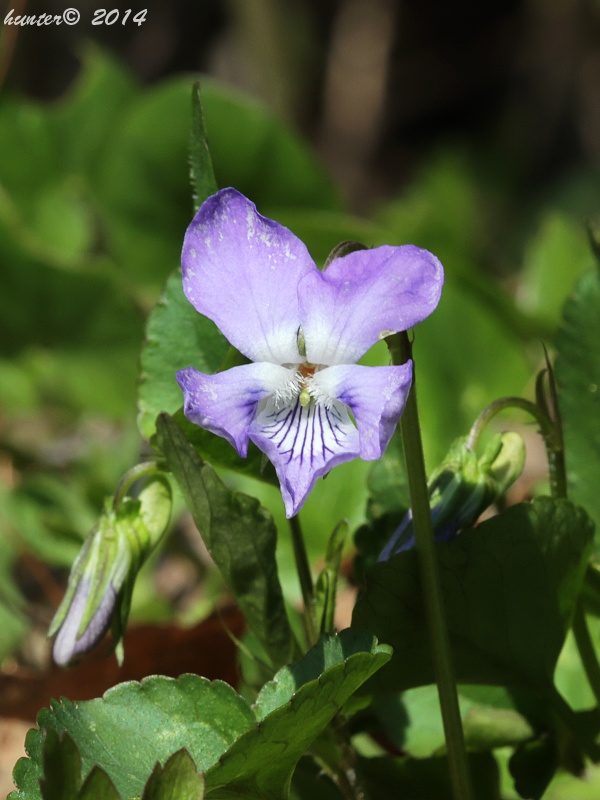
(289, 515, 318, 645)
(113, 461, 163, 509)
(389, 333, 473, 800)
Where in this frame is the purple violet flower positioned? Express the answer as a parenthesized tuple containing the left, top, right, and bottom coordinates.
(177, 188, 444, 517)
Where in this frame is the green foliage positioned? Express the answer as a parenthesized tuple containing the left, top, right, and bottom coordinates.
(556, 266, 600, 540)
(540, 766, 600, 799)
(357, 752, 502, 800)
(204, 632, 391, 799)
(141, 750, 205, 800)
(519, 212, 594, 328)
(373, 684, 536, 759)
(4, 31, 600, 800)
(11, 632, 389, 800)
(11, 676, 254, 800)
(156, 412, 294, 668)
(352, 498, 594, 692)
(190, 82, 218, 212)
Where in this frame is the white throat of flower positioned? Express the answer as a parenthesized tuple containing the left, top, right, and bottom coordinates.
(272, 362, 333, 411)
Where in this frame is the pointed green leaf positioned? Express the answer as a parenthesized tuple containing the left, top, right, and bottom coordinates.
(555, 267, 600, 541)
(142, 749, 204, 800)
(352, 498, 594, 692)
(39, 729, 81, 800)
(205, 631, 392, 799)
(78, 767, 122, 800)
(156, 412, 293, 667)
(190, 83, 218, 212)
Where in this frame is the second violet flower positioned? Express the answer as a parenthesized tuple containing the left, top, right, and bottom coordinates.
(177, 188, 444, 517)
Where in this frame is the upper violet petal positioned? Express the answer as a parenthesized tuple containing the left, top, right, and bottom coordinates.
(177, 362, 295, 457)
(299, 244, 443, 365)
(249, 397, 359, 517)
(182, 188, 316, 364)
(312, 362, 413, 460)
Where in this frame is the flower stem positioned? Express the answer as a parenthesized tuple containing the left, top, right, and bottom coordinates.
(388, 332, 473, 800)
(289, 515, 318, 645)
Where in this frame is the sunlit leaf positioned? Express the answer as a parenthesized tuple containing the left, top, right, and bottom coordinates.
(204, 631, 391, 799)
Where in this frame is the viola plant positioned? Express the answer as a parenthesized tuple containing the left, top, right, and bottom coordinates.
(6, 76, 600, 800)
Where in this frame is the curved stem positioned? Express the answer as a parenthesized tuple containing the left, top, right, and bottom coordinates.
(467, 396, 554, 451)
(389, 332, 473, 800)
(467, 395, 565, 498)
(113, 461, 162, 510)
(289, 515, 318, 646)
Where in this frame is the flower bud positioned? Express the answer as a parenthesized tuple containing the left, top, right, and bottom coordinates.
(49, 476, 171, 666)
(378, 432, 526, 561)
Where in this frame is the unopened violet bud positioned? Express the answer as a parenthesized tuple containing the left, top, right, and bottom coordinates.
(49, 476, 171, 666)
(378, 432, 526, 561)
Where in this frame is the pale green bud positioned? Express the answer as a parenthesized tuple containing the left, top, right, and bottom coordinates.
(50, 476, 171, 666)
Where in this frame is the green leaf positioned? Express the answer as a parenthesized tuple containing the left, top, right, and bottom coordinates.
(13, 635, 389, 800)
(9, 728, 44, 800)
(518, 212, 594, 328)
(11, 676, 255, 800)
(141, 749, 205, 800)
(189, 82, 218, 212)
(555, 267, 600, 540)
(171, 408, 277, 483)
(373, 684, 536, 759)
(352, 498, 594, 693)
(357, 751, 501, 800)
(540, 765, 600, 799)
(156, 412, 294, 667)
(0, 99, 59, 214)
(39, 729, 81, 799)
(137, 270, 229, 439)
(204, 631, 392, 799)
(78, 768, 122, 800)
(50, 44, 137, 180)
